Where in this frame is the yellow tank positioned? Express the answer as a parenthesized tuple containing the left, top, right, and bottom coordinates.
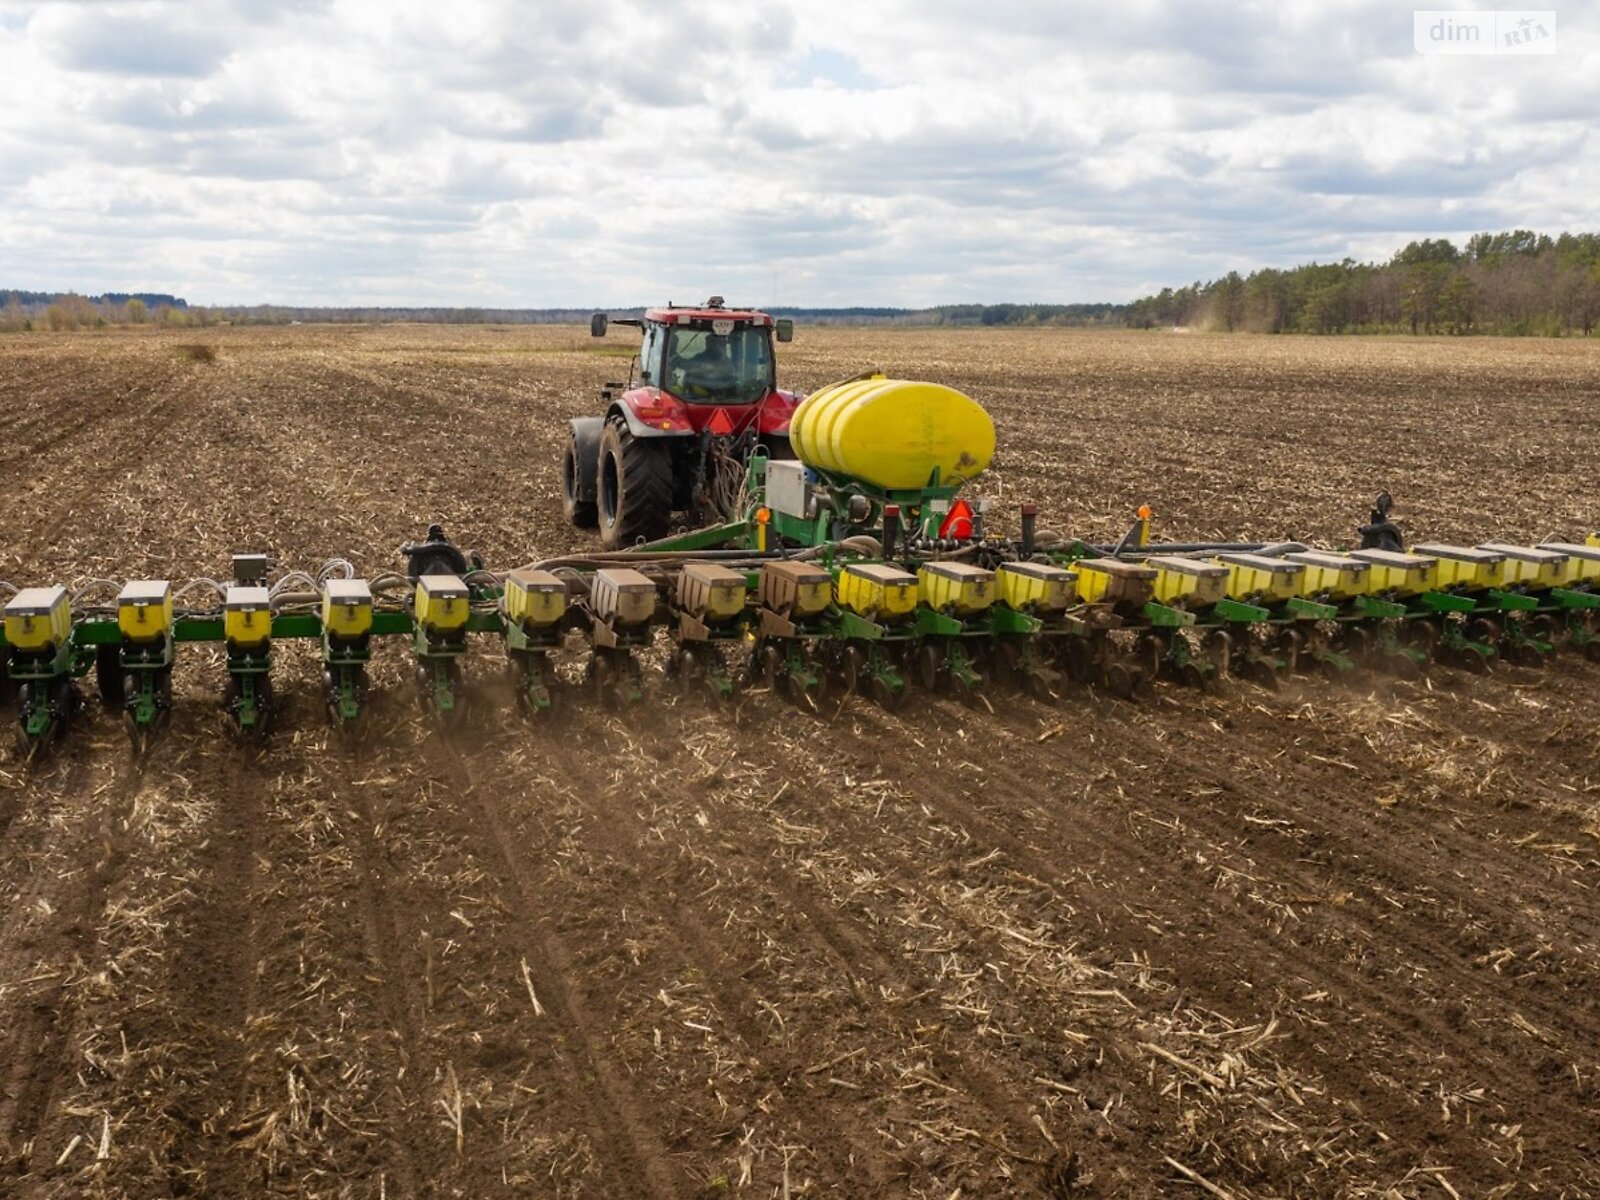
(1072, 558, 1156, 608)
(4, 586, 71, 653)
(224, 585, 272, 649)
(1213, 554, 1303, 605)
(1144, 556, 1228, 609)
(996, 561, 1076, 613)
(836, 563, 918, 623)
(1285, 551, 1369, 602)
(789, 374, 995, 490)
(676, 563, 748, 624)
(323, 579, 374, 639)
(117, 581, 173, 645)
(917, 562, 995, 616)
(590, 568, 657, 627)
(759, 561, 833, 619)
(1478, 543, 1566, 591)
(503, 568, 568, 628)
(415, 575, 470, 634)
(1410, 544, 1505, 592)
(1539, 543, 1600, 586)
(1349, 549, 1436, 597)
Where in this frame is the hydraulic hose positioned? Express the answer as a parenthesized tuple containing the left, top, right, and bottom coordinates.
(268, 571, 319, 598)
(70, 578, 124, 605)
(173, 578, 229, 605)
(267, 591, 320, 611)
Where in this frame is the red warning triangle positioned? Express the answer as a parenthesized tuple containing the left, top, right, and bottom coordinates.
(707, 408, 735, 435)
(939, 498, 975, 539)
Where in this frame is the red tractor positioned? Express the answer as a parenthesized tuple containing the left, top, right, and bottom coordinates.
(563, 297, 798, 548)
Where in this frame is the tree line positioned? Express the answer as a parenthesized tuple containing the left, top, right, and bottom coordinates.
(1125, 231, 1600, 335)
(13, 234, 1599, 336)
(157, 302, 1126, 327)
(0, 295, 1129, 332)
(1, 290, 197, 332)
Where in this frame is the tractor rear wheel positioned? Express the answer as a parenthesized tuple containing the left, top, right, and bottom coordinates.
(562, 428, 598, 528)
(597, 417, 673, 549)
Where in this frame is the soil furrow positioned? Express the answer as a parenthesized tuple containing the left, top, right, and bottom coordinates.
(855, 695, 1600, 1190)
(439, 739, 688, 1199)
(5, 323, 1600, 1198)
(149, 746, 272, 1196)
(0, 757, 149, 1180)
(534, 719, 983, 1194)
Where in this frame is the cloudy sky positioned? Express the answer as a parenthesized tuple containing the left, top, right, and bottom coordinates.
(0, 0, 1596, 306)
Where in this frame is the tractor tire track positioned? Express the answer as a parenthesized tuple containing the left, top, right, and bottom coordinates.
(703, 691, 1502, 1180)
(431, 737, 687, 1199)
(8, 366, 192, 582)
(762, 669, 1600, 1188)
(531, 721, 930, 1194)
(1100, 690, 1600, 1044)
(0, 356, 124, 474)
(187, 718, 444, 1198)
(0, 755, 146, 1178)
(150, 744, 275, 1198)
(630, 710, 1068, 1171)
(326, 770, 438, 1199)
(841, 693, 1600, 1189)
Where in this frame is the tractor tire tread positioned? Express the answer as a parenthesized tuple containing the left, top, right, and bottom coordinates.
(563, 430, 599, 529)
(599, 417, 674, 548)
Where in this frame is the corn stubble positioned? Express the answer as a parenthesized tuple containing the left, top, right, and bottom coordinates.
(0, 324, 1598, 1198)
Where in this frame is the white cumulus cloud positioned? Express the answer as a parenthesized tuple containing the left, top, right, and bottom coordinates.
(0, 0, 1596, 305)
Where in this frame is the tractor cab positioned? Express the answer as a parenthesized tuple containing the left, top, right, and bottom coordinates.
(593, 297, 794, 407)
(566, 298, 801, 548)
(660, 318, 772, 403)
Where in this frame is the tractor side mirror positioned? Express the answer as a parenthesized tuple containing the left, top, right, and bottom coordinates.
(590, 313, 608, 338)
(774, 319, 794, 343)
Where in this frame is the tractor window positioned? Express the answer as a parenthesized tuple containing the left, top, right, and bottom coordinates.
(638, 325, 660, 385)
(665, 323, 773, 403)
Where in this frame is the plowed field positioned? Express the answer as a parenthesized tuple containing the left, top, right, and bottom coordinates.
(2, 324, 1599, 1199)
